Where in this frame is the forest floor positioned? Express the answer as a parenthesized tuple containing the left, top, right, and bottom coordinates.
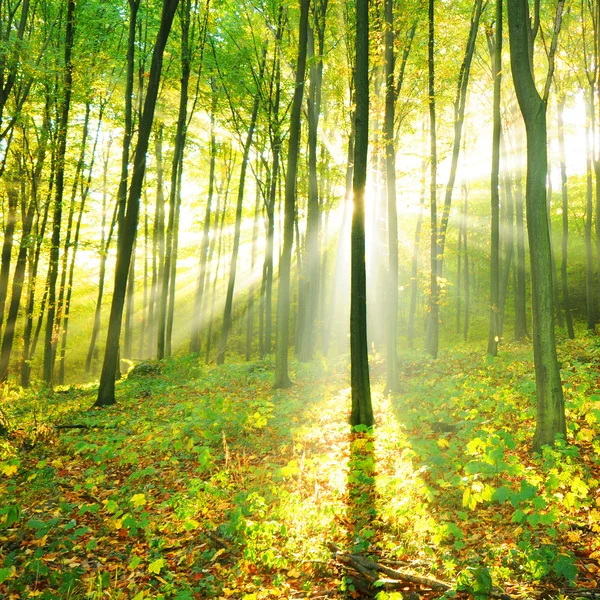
(1, 336, 600, 599)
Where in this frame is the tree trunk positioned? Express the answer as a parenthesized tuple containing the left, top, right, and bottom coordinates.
(425, 0, 439, 359)
(383, 0, 398, 391)
(217, 48, 266, 365)
(95, 0, 180, 407)
(190, 85, 217, 353)
(349, 0, 374, 426)
(513, 125, 528, 340)
(507, 0, 566, 450)
(86, 143, 117, 373)
(246, 166, 261, 361)
(557, 95, 574, 339)
(487, 0, 502, 357)
(273, 0, 309, 388)
(585, 89, 596, 330)
(154, 124, 167, 358)
(437, 0, 484, 263)
(43, 0, 75, 386)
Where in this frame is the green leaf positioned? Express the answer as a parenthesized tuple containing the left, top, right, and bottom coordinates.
(492, 485, 512, 503)
(148, 558, 165, 574)
(511, 509, 526, 524)
(0, 567, 11, 583)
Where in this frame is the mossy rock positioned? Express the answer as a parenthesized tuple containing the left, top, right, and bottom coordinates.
(128, 362, 160, 378)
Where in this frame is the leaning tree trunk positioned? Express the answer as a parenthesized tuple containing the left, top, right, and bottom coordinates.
(507, 0, 566, 450)
(273, 0, 309, 388)
(95, 0, 180, 407)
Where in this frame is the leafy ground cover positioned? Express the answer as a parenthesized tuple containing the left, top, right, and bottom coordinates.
(1, 336, 600, 599)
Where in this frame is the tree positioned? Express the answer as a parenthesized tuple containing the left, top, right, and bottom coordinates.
(273, 0, 310, 388)
(507, 0, 566, 450)
(349, 0, 373, 426)
(95, 0, 180, 408)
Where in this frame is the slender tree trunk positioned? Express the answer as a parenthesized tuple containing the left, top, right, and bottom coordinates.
(191, 86, 217, 353)
(383, 0, 398, 391)
(547, 172, 564, 328)
(557, 95, 574, 339)
(585, 90, 596, 330)
(86, 145, 117, 373)
(140, 195, 149, 357)
(154, 124, 167, 358)
(425, 0, 439, 358)
(124, 242, 136, 359)
(206, 169, 230, 363)
(408, 122, 427, 349)
(487, 0, 502, 357)
(273, 0, 309, 387)
(499, 150, 515, 334)
(437, 0, 484, 263)
(349, 0, 374, 426)
(0, 180, 18, 341)
(513, 126, 528, 340)
(246, 167, 261, 361)
(217, 49, 266, 365)
(95, 0, 180, 407)
(43, 0, 75, 386)
(507, 0, 566, 450)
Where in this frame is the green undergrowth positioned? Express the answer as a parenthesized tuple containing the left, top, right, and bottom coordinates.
(0, 338, 599, 599)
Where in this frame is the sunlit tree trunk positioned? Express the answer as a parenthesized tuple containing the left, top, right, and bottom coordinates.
(507, 0, 566, 450)
(43, 0, 75, 386)
(274, 0, 309, 388)
(96, 0, 180, 407)
(246, 167, 261, 361)
(408, 122, 427, 349)
(487, 0, 502, 357)
(513, 126, 528, 340)
(438, 0, 483, 263)
(557, 95, 574, 339)
(585, 91, 596, 330)
(86, 143, 117, 373)
(350, 0, 373, 426)
(383, 0, 398, 391)
(425, 0, 439, 359)
(217, 49, 266, 365)
(191, 86, 217, 354)
(153, 125, 167, 358)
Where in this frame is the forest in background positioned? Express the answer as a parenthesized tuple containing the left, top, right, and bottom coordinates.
(0, 0, 594, 393)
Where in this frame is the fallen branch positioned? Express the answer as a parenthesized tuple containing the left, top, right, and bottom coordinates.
(326, 543, 513, 599)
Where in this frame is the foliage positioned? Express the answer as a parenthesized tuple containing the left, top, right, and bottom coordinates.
(1, 337, 600, 597)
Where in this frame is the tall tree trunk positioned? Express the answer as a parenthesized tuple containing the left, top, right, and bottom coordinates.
(349, 0, 373, 426)
(585, 89, 596, 330)
(273, 0, 309, 387)
(206, 163, 231, 363)
(43, 0, 75, 386)
(547, 173, 564, 328)
(383, 0, 398, 391)
(0, 179, 18, 341)
(487, 0, 502, 357)
(507, 0, 566, 450)
(86, 143, 117, 373)
(246, 166, 261, 361)
(437, 0, 484, 263)
(124, 242, 136, 359)
(217, 48, 266, 365)
(408, 122, 427, 349)
(425, 0, 439, 358)
(190, 86, 217, 353)
(153, 124, 167, 358)
(513, 126, 528, 340)
(557, 95, 574, 339)
(299, 0, 328, 362)
(95, 0, 180, 407)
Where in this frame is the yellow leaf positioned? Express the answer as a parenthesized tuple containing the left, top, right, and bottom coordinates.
(437, 438, 450, 449)
(130, 493, 146, 508)
(1, 464, 17, 477)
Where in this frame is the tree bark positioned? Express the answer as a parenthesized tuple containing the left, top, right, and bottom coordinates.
(273, 0, 309, 388)
(95, 0, 180, 407)
(487, 0, 502, 357)
(507, 0, 566, 450)
(349, 0, 373, 426)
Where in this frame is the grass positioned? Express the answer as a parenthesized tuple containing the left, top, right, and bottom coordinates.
(0, 336, 599, 599)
